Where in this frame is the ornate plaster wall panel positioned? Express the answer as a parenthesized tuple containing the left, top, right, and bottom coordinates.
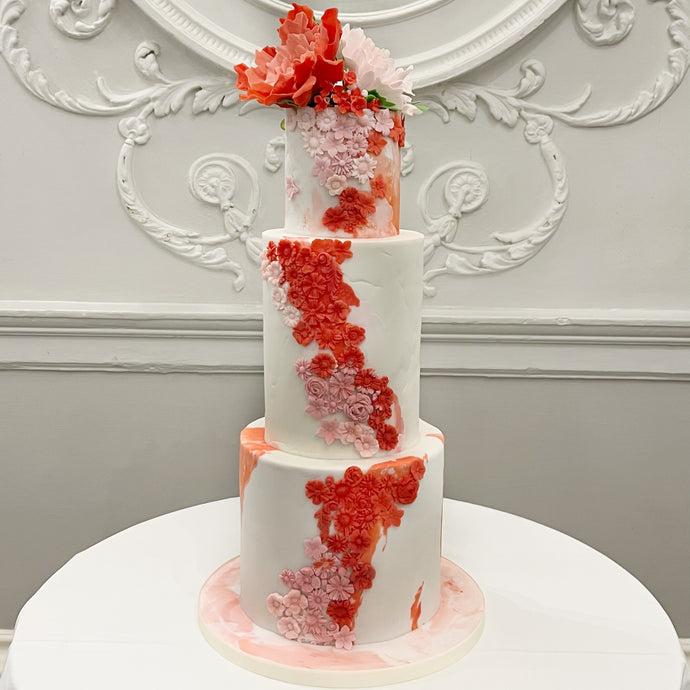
(1, 0, 687, 307)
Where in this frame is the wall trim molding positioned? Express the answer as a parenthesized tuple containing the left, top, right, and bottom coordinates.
(1, 301, 689, 379)
(0, 628, 13, 676)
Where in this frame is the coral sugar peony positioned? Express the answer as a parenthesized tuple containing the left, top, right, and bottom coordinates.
(234, 4, 344, 108)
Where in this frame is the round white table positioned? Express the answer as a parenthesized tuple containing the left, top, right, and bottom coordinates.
(1, 498, 687, 689)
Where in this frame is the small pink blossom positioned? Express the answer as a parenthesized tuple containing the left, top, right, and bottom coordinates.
(354, 430, 379, 458)
(317, 418, 342, 445)
(326, 574, 355, 601)
(282, 304, 301, 328)
(325, 174, 348, 196)
(272, 284, 288, 310)
(266, 592, 285, 617)
(262, 259, 283, 285)
(316, 107, 338, 131)
(312, 155, 332, 185)
(329, 370, 355, 399)
(304, 536, 328, 559)
(322, 131, 348, 157)
(347, 131, 369, 157)
(294, 567, 321, 593)
(301, 609, 329, 637)
(373, 109, 395, 136)
(333, 625, 357, 650)
(280, 569, 296, 588)
(285, 176, 300, 200)
(296, 107, 316, 131)
(283, 589, 308, 615)
(307, 588, 331, 610)
(302, 128, 323, 156)
(340, 421, 359, 444)
(306, 398, 330, 419)
(295, 359, 311, 379)
(327, 150, 354, 177)
(352, 153, 377, 184)
(332, 111, 358, 140)
(277, 615, 301, 640)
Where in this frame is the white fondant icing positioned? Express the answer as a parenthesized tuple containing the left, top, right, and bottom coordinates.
(262, 229, 423, 460)
(240, 419, 444, 646)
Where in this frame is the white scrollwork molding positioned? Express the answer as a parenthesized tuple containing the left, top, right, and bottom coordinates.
(1, 0, 689, 297)
(49, 0, 117, 39)
(416, 0, 689, 289)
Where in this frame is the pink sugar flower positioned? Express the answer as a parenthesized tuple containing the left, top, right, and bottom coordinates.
(306, 398, 330, 419)
(344, 391, 374, 423)
(272, 284, 288, 310)
(277, 616, 301, 640)
(285, 176, 300, 200)
(325, 174, 348, 196)
(302, 128, 323, 156)
(283, 589, 308, 615)
(340, 421, 359, 444)
(327, 150, 354, 177)
(317, 418, 342, 445)
(333, 625, 357, 650)
(296, 107, 316, 130)
(280, 569, 296, 587)
(295, 359, 312, 380)
(301, 609, 329, 637)
(262, 259, 283, 285)
(282, 304, 301, 328)
(312, 155, 332, 185)
(329, 369, 355, 394)
(373, 109, 395, 135)
(304, 536, 328, 559)
(295, 567, 321, 593)
(355, 434, 379, 458)
(266, 592, 286, 617)
(322, 131, 348, 157)
(326, 574, 355, 601)
(307, 588, 330, 610)
(352, 153, 377, 184)
(316, 107, 338, 131)
(348, 131, 369, 157)
(332, 111, 358, 140)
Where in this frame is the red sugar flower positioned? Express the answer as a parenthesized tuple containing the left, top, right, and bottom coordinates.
(350, 563, 375, 590)
(234, 5, 343, 108)
(370, 174, 388, 199)
(376, 424, 399, 451)
(305, 479, 328, 505)
(292, 321, 314, 345)
(367, 130, 388, 155)
(327, 599, 355, 627)
(391, 473, 419, 505)
(311, 352, 336, 378)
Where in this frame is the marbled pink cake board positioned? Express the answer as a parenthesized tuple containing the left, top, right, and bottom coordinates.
(198, 557, 484, 687)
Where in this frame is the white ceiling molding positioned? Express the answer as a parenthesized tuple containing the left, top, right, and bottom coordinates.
(128, 0, 569, 84)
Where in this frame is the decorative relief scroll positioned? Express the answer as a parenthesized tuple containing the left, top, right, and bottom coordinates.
(0, 0, 688, 296)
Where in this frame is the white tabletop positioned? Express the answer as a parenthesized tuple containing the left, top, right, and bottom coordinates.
(1, 498, 687, 690)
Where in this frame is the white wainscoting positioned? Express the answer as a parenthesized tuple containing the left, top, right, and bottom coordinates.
(2, 301, 689, 379)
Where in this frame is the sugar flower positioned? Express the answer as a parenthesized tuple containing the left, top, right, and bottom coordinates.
(338, 25, 417, 115)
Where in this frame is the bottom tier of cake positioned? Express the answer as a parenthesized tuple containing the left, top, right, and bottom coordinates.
(239, 419, 445, 647)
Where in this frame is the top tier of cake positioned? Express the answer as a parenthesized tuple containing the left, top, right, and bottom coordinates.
(283, 106, 403, 239)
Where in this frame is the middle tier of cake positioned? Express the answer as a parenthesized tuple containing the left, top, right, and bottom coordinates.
(261, 229, 424, 460)
(239, 419, 445, 646)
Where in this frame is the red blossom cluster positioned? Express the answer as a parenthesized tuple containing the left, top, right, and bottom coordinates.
(264, 237, 400, 451)
(305, 458, 426, 629)
(322, 187, 377, 234)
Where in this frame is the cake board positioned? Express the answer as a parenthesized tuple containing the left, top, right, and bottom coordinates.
(198, 556, 485, 688)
